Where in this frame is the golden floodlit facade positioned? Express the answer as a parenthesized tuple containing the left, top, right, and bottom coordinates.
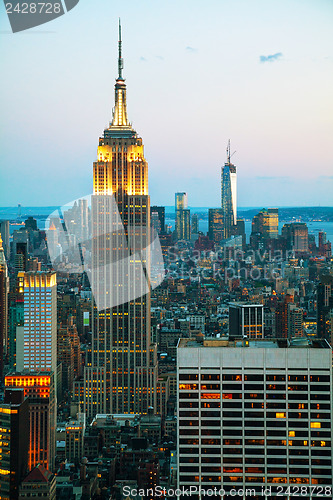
(83, 22, 157, 419)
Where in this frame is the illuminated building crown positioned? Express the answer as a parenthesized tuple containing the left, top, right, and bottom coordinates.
(110, 19, 131, 129)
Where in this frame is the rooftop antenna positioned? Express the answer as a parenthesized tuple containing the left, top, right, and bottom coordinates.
(118, 18, 123, 79)
(226, 139, 236, 164)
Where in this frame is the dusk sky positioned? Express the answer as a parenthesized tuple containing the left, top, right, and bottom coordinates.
(0, 0, 332, 208)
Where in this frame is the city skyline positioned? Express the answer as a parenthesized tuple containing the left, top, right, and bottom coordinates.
(1, 0, 333, 207)
(0, 4, 332, 496)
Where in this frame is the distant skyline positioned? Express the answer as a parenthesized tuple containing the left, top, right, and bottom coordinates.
(1, 0, 332, 207)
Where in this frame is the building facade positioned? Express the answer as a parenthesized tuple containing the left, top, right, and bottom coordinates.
(83, 23, 157, 418)
(175, 193, 190, 240)
(229, 303, 264, 339)
(251, 208, 279, 240)
(317, 275, 333, 342)
(0, 389, 29, 500)
(177, 337, 333, 498)
(5, 373, 56, 471)
(221, 142, 237, 239)
(150, 206, 165, 235)
(208, 208, 224, 243)
(0, 234, 9, 381)
(16, 272, 57, 374)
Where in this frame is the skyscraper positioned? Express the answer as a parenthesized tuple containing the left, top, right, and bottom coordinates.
(0, 233, 9, 381)
(150, 206, 165, 235)
(0, 389, 29, 500)
(6, 272, 57, 471)
(83, 22, 157, 418)
(229, 302, 264, 339)
(251, 208, 279, 239)
(282, 223, 309, 254)
(191, 214, 199, 235)
(208, 208, 224, 243)
(15, 272, 57, 374)
(0, 220, 10, 260)
(317, 275, 333, 341)
(5, 373, 56, 471)
(221, 140, 237, 239)
(175, 192, 190, 240)
(177, 337, 333, 495)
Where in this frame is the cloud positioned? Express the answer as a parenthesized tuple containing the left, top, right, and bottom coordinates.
(255, 176, 289, 181)
(140, 56, 147, 62)
(155, 55, 164, 60)
(260, 52, 283, 63)
(186, 46, 198, 53)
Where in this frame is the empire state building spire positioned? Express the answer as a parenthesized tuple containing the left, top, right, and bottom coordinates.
(86, 20, 156, 419)
(118, 18, 123, 80)
(111, 19, 130, 128)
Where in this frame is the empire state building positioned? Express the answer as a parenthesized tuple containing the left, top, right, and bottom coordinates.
(83, 22, 157, 418)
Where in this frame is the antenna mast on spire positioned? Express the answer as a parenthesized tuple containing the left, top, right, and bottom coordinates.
(226, 140, 231, 164)
(118, 18, 123, 79)
(226, 139, 236, 164)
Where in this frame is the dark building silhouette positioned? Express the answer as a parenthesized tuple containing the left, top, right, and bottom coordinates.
(208, 208, 224, 243)
(0, 389, 29, 500)
(150, 206, 165, 234)
(317, 275, 333, 341)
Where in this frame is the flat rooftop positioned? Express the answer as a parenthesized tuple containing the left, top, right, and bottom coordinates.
(178, 337, 331, 349)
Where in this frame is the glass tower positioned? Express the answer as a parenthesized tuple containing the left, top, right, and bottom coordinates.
(221, 141, 237, 239)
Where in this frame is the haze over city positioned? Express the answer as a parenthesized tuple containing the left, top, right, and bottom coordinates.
(1, 0, 333, 207)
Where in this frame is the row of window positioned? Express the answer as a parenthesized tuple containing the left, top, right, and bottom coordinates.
(179, 374, 330, 382)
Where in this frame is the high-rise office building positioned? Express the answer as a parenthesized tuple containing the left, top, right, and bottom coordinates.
(0, 233, 9, 381)
(5, 373, 56, 471)
(229, 303, 264, 339)
(15, 272, 57, 374)
(177, 337, 333, 496)
(175, 192, 188, 211)
(175, 193, 190, 240)
(83, 22, 157, 418)
(0, 389, 29, 500)
(288, 303, 304, 338)
(221, 141, 237, 239)
(150, 206, 165, 235)
(208, 208, 224, 243)
(0, 220, 10, 260)
(151, 211, 161, 235)
(317, 275, 333, 342)
(7, 272, 57, 471)
(275, 293, 294, 338)
(191, 214, 199, 235)
(176, 209, 191, 241)
(282, 223, 309, 254)
(251, 208, 279, 239)
(65, 414, 85, 465)
(318, 231, 332, 258)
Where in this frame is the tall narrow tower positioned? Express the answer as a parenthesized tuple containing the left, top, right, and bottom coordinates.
(0, 233, 9, 381)
(84, 22, 157, 418)
(221, 140, 237, 239)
